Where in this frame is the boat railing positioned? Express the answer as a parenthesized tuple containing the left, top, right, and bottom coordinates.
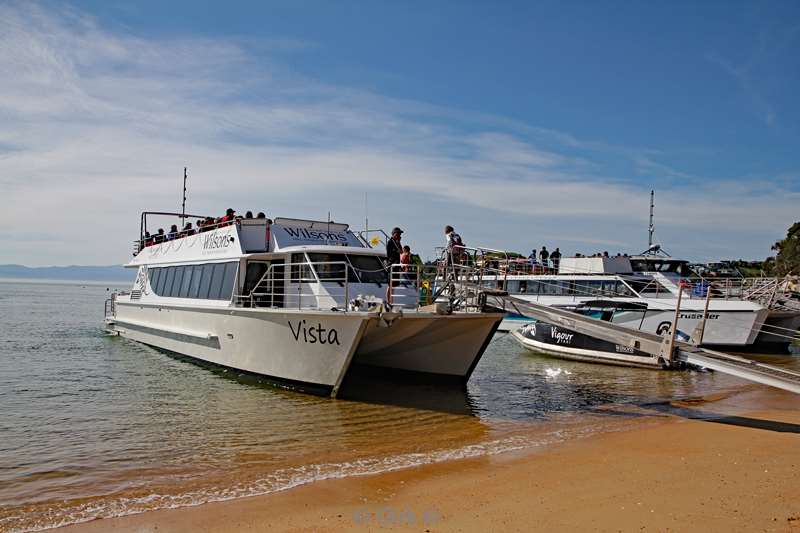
(104, 293, 116, 319)
(133, 215, 271, 256)
(236, 260, 352, 311)
(388, 259, 501, 312)
(669, 276, 796, 307)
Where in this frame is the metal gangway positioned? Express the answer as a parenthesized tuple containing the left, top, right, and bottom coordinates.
(479, 291, 800, 395)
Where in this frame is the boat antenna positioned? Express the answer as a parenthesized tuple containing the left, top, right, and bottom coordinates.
(181, 167, 188, 220)
(648, 189, 654, 248)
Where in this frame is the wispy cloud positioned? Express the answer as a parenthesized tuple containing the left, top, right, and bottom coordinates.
(0, 2, 797, 265)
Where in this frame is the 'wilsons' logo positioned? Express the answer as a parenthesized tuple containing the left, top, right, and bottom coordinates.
(283, 227, 349, 243)
(288, 320, 341, 345)
(203, 232, 233, 250)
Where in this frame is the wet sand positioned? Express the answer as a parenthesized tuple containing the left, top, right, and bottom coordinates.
(60, 389, 800, 533)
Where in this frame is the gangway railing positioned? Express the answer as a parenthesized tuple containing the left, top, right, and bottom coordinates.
(481, 290, 800, 395)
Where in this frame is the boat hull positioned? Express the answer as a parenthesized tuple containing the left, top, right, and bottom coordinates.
(511, 320, 663, 369)
(497, 299, 770, 348)
(107, 301, 502, 396)
(353, 313, 502, 379)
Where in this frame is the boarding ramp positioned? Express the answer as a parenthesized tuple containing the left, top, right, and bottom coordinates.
(481, 291, 800, 395)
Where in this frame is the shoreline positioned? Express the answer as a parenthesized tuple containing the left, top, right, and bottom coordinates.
(56, 391, 800, 533)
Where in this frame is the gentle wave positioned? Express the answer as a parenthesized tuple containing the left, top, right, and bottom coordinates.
(1, 418, 639, 533)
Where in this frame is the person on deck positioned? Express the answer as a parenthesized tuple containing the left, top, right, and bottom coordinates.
(386, 227, 404, 268)
(220, 208, 235, 226)
(528, 249, 538, 270)
(167, 225, 178, 240)
(550, 247, 562, 271)
(154, 228, 165, 244)
(539, 246, 550, 270)
(245, 211, 253, 219)
(444, 225, 466, 267)
(400, 245, 412, 273)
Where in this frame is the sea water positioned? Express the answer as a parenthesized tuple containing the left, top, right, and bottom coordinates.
(0, 280, 797, 532)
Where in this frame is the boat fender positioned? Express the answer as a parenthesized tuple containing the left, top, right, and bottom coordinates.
(378, 310, 402, 328)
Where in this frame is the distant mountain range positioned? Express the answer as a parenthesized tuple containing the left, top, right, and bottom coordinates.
(0, 264, 133, 282)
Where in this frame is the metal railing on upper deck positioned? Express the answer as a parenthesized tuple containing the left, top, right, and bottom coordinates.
(479, 256, 798, 309)
(132, 211, 271, 256)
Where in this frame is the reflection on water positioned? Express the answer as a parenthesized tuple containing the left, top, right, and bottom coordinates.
(0, 281, 797, 532)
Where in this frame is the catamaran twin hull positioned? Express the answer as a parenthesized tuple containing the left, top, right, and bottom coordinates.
(107, 304, 501, 396)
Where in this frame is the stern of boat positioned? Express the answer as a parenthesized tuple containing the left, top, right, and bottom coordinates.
(349, 312, 503, 383)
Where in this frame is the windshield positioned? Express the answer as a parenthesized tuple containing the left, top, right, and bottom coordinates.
(630, 259, 691, 276)
(306, 253, 388, 284)
(624, 278, 671, 295)
(347, 254, 389, 283)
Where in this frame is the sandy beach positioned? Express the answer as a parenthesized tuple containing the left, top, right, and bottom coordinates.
(58, 389, 800, 533)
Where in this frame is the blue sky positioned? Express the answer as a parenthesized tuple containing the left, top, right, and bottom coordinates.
(1, 1, 798, 265)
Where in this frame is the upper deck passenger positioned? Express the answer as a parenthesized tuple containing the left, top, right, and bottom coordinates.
(220, 208, 236, 226)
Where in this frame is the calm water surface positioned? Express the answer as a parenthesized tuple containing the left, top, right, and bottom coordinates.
(1, 280, 797, 532)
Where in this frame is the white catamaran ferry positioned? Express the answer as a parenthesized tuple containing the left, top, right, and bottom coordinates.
(483, 252, 799, 367)
(104, 212, 503, 397)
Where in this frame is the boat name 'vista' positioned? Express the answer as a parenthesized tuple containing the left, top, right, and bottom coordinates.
(288, 320, 341, 345)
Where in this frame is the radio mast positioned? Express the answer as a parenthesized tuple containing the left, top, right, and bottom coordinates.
(181, 167, 188, 220)
(648, 189, 655, 248)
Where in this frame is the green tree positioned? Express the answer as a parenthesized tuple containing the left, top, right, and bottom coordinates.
(770, 222, 800, 276)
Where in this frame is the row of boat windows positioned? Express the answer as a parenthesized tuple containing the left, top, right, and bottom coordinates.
(148, 262, 238, 300)
(494, 279, 669, 297)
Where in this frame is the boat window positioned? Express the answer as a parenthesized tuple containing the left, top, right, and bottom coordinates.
(163, 267, 176, 297)
(572, 280, 601, 296)
(290, 253, 314, 283)
(189, 265, 204, 298)
(346, 254, 388, 284)
(601, 280, 619, 296)
(306, 253, 349, 282)
(149, 268, 161, 293)
(518, 280, 528, 293)
(156, 267, 167, 295)
(243, 262, 269, 295)
(170, 267, 184, 297)
(539, 279, 569, 295)
(630, 259, 689, 274)
(626, 278, 669, 295)
(198, 264, 214, 298)
(615, 281, 635, 297)
(207, 263, 226, 299)
(179, 266, 194, 297)
(506, 280, 520, 293)
(219, 263, 237, 301)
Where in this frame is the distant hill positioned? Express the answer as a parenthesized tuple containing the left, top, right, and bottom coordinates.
(0, 264, 133, 282)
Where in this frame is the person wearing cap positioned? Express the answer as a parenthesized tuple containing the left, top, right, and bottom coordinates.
(220, 208, 236, 226)
(386, 227, 404, 268)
